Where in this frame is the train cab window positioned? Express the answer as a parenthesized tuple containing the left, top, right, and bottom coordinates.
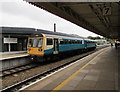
(32, 39, 39, 47)
(28, 38, 43, 47)
(47, 38, 53, 45)
(38, 39, 42, 47)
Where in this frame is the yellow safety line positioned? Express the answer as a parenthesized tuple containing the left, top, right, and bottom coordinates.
(52, 47, 108, 92)
(0, 53, 28, 59)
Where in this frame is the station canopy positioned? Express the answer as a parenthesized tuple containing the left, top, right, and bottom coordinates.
(26, 1, 120, 39)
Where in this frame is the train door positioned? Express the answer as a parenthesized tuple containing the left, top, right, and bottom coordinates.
(54, 38, 59, 54)
(84, 40, 87, 49)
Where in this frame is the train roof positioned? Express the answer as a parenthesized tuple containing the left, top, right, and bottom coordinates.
(36, 29, 84, 39)
(1, 26, 84, 39)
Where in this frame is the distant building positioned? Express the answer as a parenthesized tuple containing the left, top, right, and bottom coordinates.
(94, 39, 107, 45)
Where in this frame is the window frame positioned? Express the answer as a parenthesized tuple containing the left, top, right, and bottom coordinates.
(47, 38, 53, 45)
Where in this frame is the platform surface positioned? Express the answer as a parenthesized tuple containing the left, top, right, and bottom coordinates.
(0, 51, 28, 60)
(23, 46, 119, 91)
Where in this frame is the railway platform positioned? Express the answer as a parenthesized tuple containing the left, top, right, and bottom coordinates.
(22, 46, 119, 91)
(0, 51, 28, 60)
(1, 51, 30, 70)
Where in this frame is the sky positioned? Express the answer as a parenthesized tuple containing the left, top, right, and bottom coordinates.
(0, 0, 102, 37)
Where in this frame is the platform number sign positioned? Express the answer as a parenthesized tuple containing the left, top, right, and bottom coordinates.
(103, 7, 111, 15)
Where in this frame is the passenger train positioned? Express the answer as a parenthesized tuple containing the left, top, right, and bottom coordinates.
(27, 29, 96, 62)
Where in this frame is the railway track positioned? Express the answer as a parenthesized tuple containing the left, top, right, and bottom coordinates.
(1, 63, 39, 77)
(2, 45, 109, 92)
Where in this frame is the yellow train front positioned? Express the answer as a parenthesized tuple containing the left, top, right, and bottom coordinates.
(27, 36, 44, 56)
(27, 33, 56, 62)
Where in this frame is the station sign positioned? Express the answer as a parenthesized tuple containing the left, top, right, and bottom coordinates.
(4, 38, 17, 43)
(103, 7, 111, 15)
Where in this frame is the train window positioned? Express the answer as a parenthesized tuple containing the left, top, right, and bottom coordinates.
(47, 38, 53, 45)
(32, 39, 39, 47)
(64, 40, 67, 44)
(77, 41, 79, 44)
(28, 38, 42, 47)
(76, 41, 78, 44)
(87, 41, 90, 43)
(70, 40, 72, 44)
(67, 40, 69, 44)
(28, 39, 33, 47)
(66, 40, 69, 44)
(38, 39, 42, 47)
(82, 40, 84, 44)
(62, 40, 65, 44)
(74, 41, 76, 44)
(80, 41, 82, 44)
(62, 40, 66, 44)
(72, 40, 74, 44)
(60, 40, 64, 44)
(68, 40, 71, 44)
(33, 38, 42, 47)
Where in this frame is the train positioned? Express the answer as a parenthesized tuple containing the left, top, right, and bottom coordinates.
(27, 29, 96, 62)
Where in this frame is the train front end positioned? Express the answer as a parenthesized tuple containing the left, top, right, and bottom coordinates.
(27, 37, 44, 56)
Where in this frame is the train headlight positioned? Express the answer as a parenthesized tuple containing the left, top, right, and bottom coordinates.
(38, 48, 42, 51)
(31, 57, 34, 60)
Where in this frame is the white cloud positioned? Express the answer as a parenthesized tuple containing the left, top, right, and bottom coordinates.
(0, 1, 101, 37)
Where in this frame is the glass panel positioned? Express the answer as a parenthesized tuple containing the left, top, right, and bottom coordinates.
(33, 39, 39, 47)
(28, 38, 42, 47)
(38, 39, 42, 47)
(47, 38, 53, 45)
(28, 39, 33, 47)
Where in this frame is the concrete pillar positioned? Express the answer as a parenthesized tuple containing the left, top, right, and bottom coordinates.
(0, 34, 3, 52)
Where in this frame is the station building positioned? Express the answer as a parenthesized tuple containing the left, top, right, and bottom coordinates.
(1, 27, 35, 52)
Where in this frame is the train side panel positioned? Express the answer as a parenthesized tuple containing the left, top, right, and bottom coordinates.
(59, 38, 84, 52)
(85, 40, 96, 49)
(59, 44, 84, 52)
(44, 38, 54, 55)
